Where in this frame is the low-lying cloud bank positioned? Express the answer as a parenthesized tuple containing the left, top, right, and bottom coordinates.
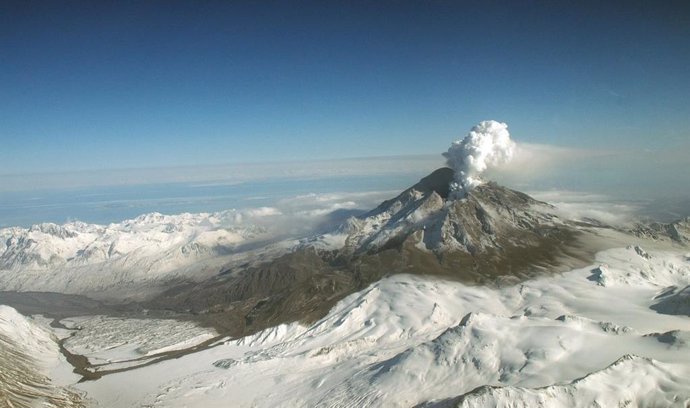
(527, 190, 641, 226)
(213, 191, 390, 240)
(3, 136, 687, 206)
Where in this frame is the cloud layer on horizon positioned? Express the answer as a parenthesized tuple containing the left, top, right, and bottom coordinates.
(0, 155, 444, 193)
(2, 140, 688, 211)
(486, 141, 690, 199)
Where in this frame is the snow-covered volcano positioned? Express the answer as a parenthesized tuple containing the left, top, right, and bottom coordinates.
(335, 167, 562, 255)
(305, 167, 593, 285)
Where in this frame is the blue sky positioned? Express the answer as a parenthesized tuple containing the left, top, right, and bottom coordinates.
(1, 1, 689, 176)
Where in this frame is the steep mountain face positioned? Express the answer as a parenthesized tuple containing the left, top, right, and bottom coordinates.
(0, 306, 83, 407)
(652, 285, 690, 316)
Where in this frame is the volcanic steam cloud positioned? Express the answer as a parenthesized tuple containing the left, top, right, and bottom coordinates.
(444, 120, 516, 196)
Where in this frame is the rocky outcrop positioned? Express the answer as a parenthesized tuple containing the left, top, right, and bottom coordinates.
(630, 217, 690, 245)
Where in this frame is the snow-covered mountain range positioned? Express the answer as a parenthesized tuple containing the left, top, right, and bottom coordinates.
(0, 211, 271, 299)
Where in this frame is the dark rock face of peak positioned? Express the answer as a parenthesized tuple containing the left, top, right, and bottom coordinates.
(412, 167, 454, 199)
(386, 166, 539, 208)
(651, 285, 690, 316)
(366, 167, 453, 219)
(469, 181, 545, 208)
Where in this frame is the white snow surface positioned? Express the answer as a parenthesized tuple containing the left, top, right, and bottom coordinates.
(70, 244, 690, 407)
(0, 211, 274, 299)
(444, 120, 516, 194)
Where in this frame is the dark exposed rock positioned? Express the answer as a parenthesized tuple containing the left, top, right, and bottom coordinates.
(651, 285, 690, 316)
(644, 330, 690, 347)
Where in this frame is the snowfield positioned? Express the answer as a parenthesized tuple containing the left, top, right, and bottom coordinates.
(60, 243, 690, 407)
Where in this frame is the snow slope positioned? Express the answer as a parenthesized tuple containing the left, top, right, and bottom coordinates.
(429, 355, 689, 408)
(0, 305, 83, 407)
(70, 243, 690, 407)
